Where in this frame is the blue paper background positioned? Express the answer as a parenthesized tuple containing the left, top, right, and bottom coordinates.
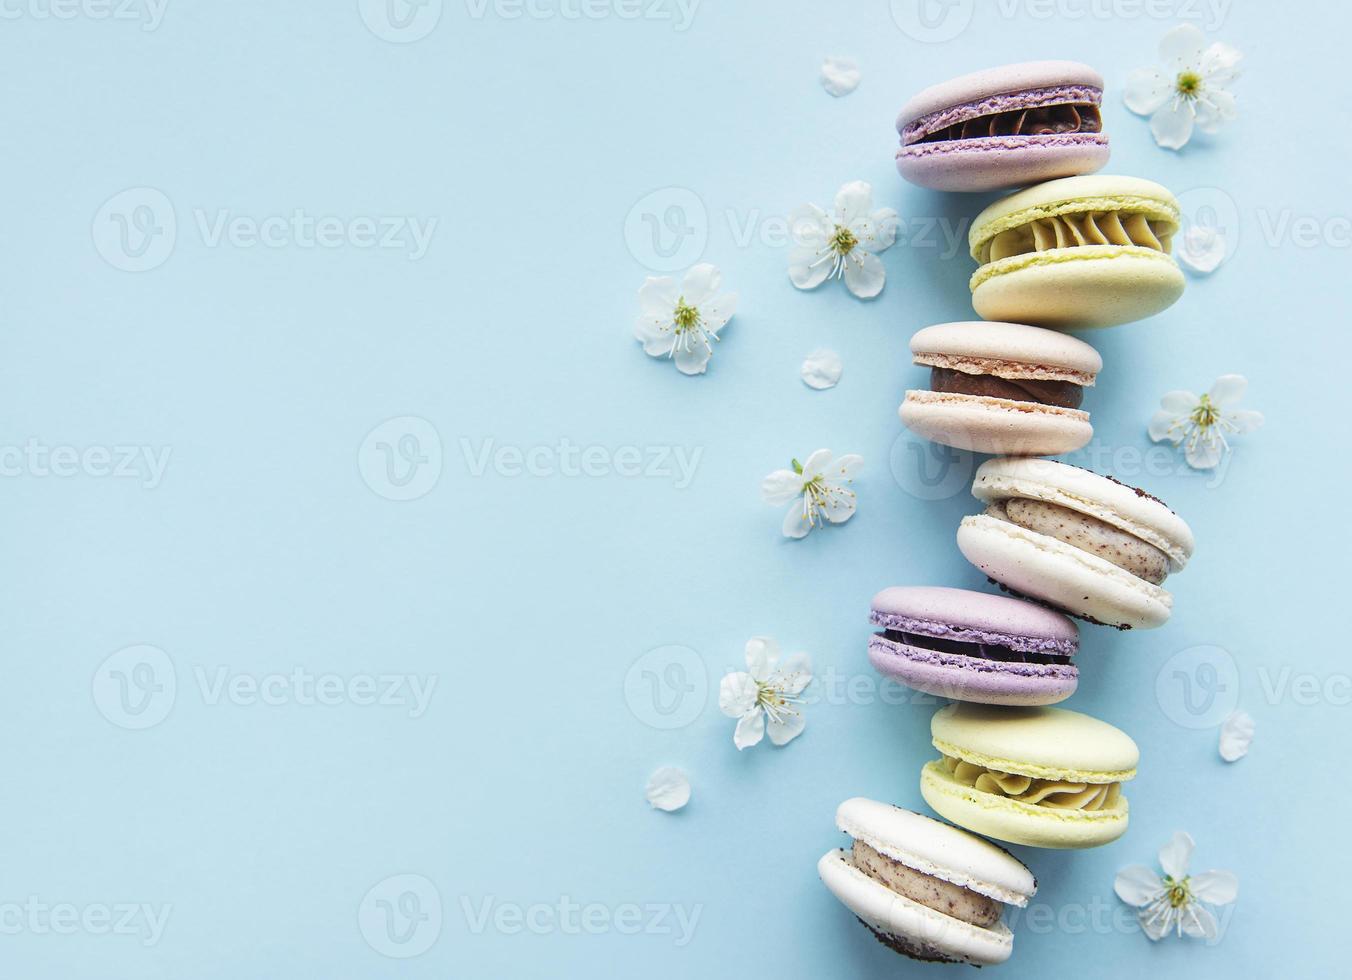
(2, 0, 1345, 976)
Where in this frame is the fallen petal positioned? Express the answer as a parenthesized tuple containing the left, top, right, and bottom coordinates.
(819, 56, 860, 97)
(645, 766, 691, 812)
(801, 348, 843, 390)
(1219, 710, 1254, 761)
(1177, 226, 1227, 274)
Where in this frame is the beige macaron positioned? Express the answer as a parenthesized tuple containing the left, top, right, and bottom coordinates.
(900, 321, 1101, 456)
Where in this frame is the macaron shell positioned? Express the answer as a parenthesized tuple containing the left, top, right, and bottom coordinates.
(869, 633, 1077, 706)
(958, 514, 1172, 629)
(898, 61, 1105, 127)
(968, 175, 1179, 243)
(920, 761, 1129, 849)
(910, 321, 1102, 379)
(818, 849, 1015, 965)
(835, 798, 1036, 905)
(931, 702, 1139, 779)
(901, 390, 1092, 456)
(869, 585, 1078, 647)
(970, 248, 1185, 329)
(898, 136, 1108, 193)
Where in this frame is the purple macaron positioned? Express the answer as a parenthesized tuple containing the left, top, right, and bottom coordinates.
(896, 61, 1109, 193)
(868, 586, 1078, 706)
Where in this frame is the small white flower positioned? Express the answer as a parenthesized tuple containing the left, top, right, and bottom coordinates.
(1177, 224, 1228, 275)
(718, 637, 812, 750)
(820, 56, 860, 97)
(801, 348, 843, 390)
(634, 263, 738, 376)
(1148, 374, 1263, 470)
(645, 766, 691, 811)
(762, 448, 863, 539)
(1124, 24, 1241, 150)
(788, 181, 898, 299)
(1115, 832, 1238, 942)
(1219, 710, 1254, 762)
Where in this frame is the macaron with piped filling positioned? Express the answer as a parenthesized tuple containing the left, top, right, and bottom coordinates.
(897, 61, 1109, 192)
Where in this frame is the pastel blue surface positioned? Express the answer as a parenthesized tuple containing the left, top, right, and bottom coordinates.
(2, 1, 1344, 976)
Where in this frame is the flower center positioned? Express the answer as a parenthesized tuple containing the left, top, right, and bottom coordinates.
(1175, 70, 1202, 98)
(1163, 875, 1193, 909)
(673, 297, 702, 334)
(830, 225, 858, 256)
(755, 677, 803, 726)
(1190, 393, 1221, 430)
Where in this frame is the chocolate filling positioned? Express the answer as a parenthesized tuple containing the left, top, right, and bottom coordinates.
(851, 839, 1001, 928)
(881, 629, 1071, 665)
(930, 367, 1083, 410)
(916, 103, 1101, 144)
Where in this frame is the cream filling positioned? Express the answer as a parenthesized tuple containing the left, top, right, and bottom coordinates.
(942, 754, 1121, 811)
(850, 840, 1001, 927)
(977, 209, 1174, 265)
(986, 497, 1169, 585)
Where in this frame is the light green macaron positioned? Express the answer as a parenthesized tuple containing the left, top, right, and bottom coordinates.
(921, 702, 1139, 849)
(967, 175, 1185, 329)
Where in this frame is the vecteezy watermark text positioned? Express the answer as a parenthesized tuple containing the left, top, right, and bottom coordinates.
(0, 440, 170, 489)
(0, 0, 169, 30)
(460, 437, 702, 488)
(0, 898, 171, 947)
(460, 895, 701, 945)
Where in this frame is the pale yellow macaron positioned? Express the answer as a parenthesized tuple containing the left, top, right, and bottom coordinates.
(968, 175, 1185, 329)
(920, 702, 1138, 849)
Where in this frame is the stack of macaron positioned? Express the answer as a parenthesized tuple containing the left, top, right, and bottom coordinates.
(820, 60, 1199, 966)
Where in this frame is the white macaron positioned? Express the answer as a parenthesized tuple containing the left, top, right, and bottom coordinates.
(957, 457, 1195, 629)
(818, 797, 1036, 966)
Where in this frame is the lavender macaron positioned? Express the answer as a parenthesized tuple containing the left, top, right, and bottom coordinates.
(896, 61, 1109, 192)
(868, 587, 1078, 706)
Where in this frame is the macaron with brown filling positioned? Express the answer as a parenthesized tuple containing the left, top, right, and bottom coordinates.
(818, 797, 1036, 965)
(900, 321, 1102, 456)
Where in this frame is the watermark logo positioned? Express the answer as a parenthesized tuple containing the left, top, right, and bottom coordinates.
(92, 187, 176, 272)
(890, 0, 974, 42)
(0, 0, 170, 30)
(1155, 645, 1239, 728)
(624, 645, 706, 729)
(624, 186, 707, 272)
(1177, 186, 1241, 266)
(359, 416, 443, 501)
(358, 874, 442, 958)
(889, 431, 975, 502)
(92, 644, 177, 730)
(359, 0, 443, 42)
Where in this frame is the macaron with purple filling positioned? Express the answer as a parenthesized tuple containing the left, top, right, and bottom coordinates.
(897, 61, 1109, 192)
(869, 586, 1078, 706)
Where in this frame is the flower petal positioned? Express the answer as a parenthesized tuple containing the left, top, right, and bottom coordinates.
(788, 204, 829, 244)
(853, 208, 898, 253)
(761, 469, 803, 505)
(1115, 866, 1164, 908)
(1194, 87, 1237, 133)
(833, 180, 874, 227)
(645, 766, 691, 812)
(700, 292, 737, 336)
(718, 671, 757, 717)
(821, 486, 857, 524)
(1227, 409, 1264, 434)
(1151, 100, 1195, 150)
(801, 348, 843, 390)
(831, 453, 864, 481)
(680, 263, 721, 307)
(1207, 374, 1247, 407)
(1161, 390, 1200, 415)
(733, 708, 765, 750)
(1180, 903, 1218, 941)
(800, 449, 833, 479)
(1184, 435, 1224, 470)
(782, 501, 812, 539)
(1123, 67, 1171, 116)
(843, 249, 886, 298)
(1190, 870, 1239, 906)
(634, 316, 676, 356)
(788, 244, 832, 290)
(1219, 710, 1254, 762)
(775, 652, 813, 695)
(766, 709, 805, 746)
(745, 636, 780, 678)
(1159, 831, 1194, 880)
(638, 276, 679, 317)
(1148, 409, 1184, 444)
(1201, 42, 1242, 84)
(819, 55, 860, 97)
(672, 343, 712, 376)
(1158, 23, 1206, 70)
